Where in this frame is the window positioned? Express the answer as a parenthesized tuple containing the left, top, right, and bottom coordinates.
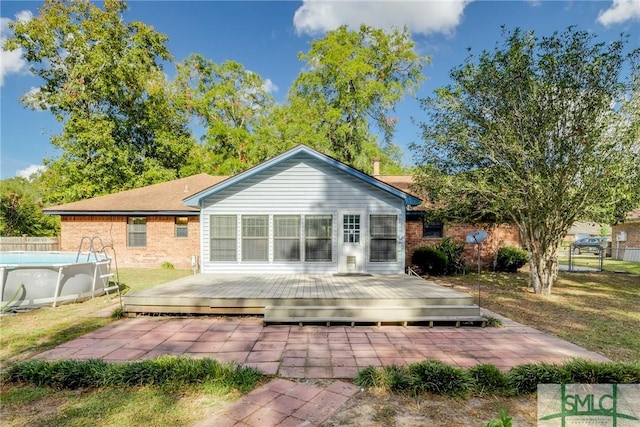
(175, 217, 188, 238)
(210, 215, 237, 261)
(274, 216, 301, 261)
(423, 222, 444, 238)
(242, 215, 268, 261)
(305, 215, 332, 261)
(370, 215, 397, 262)
(343, 214, 360, 243)
(127, 217, 147, 247)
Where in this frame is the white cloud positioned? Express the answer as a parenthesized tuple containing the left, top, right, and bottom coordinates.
(0, 10, 32, 87)
(598, 0, 640, 26)
(293, 0, 472, 36)
(262, 78, 278, 94)
(15, 10, 33, 24)
(17, 164, 45, 180)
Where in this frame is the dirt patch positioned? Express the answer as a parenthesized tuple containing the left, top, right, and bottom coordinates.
(322, 388, 538, 426)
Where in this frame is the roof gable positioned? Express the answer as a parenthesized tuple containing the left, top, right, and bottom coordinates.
(183, 145, 422, 207)
(44, 173, 228, 215)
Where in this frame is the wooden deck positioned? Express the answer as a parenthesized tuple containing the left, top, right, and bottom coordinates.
(123, 274, 485, 326)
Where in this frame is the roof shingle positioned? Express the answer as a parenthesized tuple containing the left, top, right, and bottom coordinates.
(44, 173, 228, 214)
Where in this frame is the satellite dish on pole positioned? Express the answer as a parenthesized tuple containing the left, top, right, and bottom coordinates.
(466, 230, 487, 245)
(466, 230, 487, 309)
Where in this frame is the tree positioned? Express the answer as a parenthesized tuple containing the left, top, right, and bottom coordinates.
(412, 27, 640, 295)
(174, 55, 277, 175)
(5, 0, 195, 204)
(0, 178, 59, 236)
(286, 25, 428, 172)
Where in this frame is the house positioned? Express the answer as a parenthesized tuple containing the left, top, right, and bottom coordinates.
(611, 208, 640, 262)
(565, 222, 607, 242)
(44, 145, 520, 271)
(183, 145, 421, 274)
(44, 173, 227, 269)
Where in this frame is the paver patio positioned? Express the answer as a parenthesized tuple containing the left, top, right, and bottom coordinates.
(34, 310, 609, 427)
(37, 311, 608, 376)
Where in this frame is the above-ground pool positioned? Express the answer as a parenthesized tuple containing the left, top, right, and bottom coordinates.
(0, 251, 116, 311)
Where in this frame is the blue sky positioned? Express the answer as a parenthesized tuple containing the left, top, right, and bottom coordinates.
(1, 0, 639, 179)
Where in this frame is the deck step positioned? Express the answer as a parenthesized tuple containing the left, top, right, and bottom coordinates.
(264, 315, 486, 327)
(209, 296, 474, 308)
(263, 304, 481, 321)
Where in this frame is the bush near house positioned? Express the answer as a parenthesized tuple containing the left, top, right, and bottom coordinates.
(411, 237, 467, 276)
(495, 247, 529, 272)
(412, 247, 448, 276)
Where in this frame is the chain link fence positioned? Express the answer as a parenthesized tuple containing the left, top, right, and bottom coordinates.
(559, 243, 640, 272)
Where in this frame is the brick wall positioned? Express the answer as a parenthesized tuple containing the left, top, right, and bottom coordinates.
(60, 215, 200, 269)
(611, 222, 640, 259)
(406, 218, 521, 269)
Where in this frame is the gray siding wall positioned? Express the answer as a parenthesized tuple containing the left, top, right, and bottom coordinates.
(199, 156, 406, 274)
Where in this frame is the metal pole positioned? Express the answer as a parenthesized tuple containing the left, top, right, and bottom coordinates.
(477, 243, 481, 308)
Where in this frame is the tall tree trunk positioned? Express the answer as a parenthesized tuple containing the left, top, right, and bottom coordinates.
(528, 249, 557, 296)
(520, 226, 560, 296)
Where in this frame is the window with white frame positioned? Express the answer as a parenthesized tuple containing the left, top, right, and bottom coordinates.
(210, 215, 237, 261)
(175, 217, 189, 238)
(305, 215, 332, 261)
(242, 215, 268, 261)
(127, 217, 147, 247)
(343, 214, 361, 243)
(274, 215, 301, 261)
(370, 215, 397, 262)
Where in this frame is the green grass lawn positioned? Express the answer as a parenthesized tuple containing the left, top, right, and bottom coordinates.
(435, 269, 640, 362)
(0, 268, 192, 365)
(2, 266, 639, 426)
(0, 268, 256, 427)
(557, 255, 640, 275)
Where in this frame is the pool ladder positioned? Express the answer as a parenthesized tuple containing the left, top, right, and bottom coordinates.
(76, 237, 122, 305)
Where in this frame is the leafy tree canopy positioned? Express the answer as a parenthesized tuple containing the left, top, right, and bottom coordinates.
(173, 55, 277, 175)
(0, 178, 59, 236)
(285, 24, 429, 173)
(5, 0, 196, 204)
(412, 26, 639, 295)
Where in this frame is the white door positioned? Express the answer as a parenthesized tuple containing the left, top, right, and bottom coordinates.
(338, 211, 365, 273)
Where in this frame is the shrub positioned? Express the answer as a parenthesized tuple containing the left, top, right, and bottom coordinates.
(381, 364, 412, 392)
(468, 364, 509, 395)
(3, 357, 262, 392)
(355, 365, 380, 388)
(161, 261, 175, 270)
(506, 362, 568, 395)
(495, 247, 528, 273)
(411, 247, 448, 276)
(408, 360, 471, 397)
(434, 237, 467, 275)
(562, 358, 640, 384)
